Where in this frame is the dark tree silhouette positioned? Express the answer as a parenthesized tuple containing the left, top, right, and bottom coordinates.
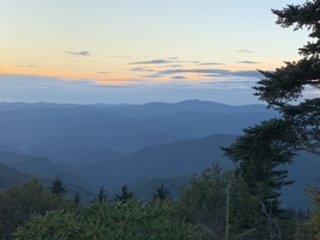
(223, 119, 296, 215)
(74, 192, 81, 205)
(49, 176, 66, 197)
(97, 186, 109, 203)
(114, 184, 135, 202)
(152, 183, 172, 200)
(254, 0, 320, 157)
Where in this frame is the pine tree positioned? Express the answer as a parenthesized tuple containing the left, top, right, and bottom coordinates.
(222, 119, 295, 215)
(223, 1, 320, 238)
(152, 183, 172, 201)
(74, 192, 81, 205)
(114, 184, 135, 202)
(49, 176, 66, 197)
(97, 186, 108, 203)
(254, 0, 320, 157)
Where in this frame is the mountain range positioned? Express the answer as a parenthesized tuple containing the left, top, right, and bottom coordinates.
(0, 100, 317, 209)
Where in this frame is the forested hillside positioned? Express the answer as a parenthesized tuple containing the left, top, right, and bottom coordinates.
(0, 100, 318, 211)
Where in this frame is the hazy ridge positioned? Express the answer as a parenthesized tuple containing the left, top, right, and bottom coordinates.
(0, 100, 316, 209)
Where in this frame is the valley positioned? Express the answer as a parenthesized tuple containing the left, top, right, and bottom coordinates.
(0, 100, 316, 209)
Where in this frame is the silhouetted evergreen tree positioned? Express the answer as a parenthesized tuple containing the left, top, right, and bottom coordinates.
(152, 183, 172, 201)
(114, 184, 135, 202)
(49, 176, 66, 197)
(97, 186, 108, 203)
(222, 119, 295, 216)
(222, 1, 320, 238)
(74, 192, 81, 205)
(254, 0, 320, 157)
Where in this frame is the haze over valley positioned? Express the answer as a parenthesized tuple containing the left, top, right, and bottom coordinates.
(0, 100, 317, 209)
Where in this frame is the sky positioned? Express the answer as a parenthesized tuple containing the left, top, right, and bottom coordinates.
(0, 0, 312, 105)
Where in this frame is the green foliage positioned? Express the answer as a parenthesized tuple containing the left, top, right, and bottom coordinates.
(49, 176, 67, 197)
(0, 178, 72, 240)
(223, 119, 295, 215)
(294, 183, 320, 239)
(179, 164, 231, 232)
(222, 1, 320, 237)
(295, 221, 317, 240)
(254, 0, 320, 156)
(152, 183, 172, 201)
(179, 164, 263, 239)
(178, 163, 298, 239)
(14, 199, 201, 240)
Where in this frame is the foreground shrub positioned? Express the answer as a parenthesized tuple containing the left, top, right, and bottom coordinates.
(14, 199, 201, 240)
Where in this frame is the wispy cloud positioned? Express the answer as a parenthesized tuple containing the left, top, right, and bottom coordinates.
(237, 49, 255, 53)
(128, 58, 205, 65)
(171, 76, 186, 80)
(128, 59, 171, 65)
(157, 68, 263, 78)
(198, 62, 224, 66)
(158, 68, 226, 75)
(141, 73, 164, 78)
(110, 55, 131, 59)
(130, 67, 154, 72)
(176, 60, 200, 64)
(131, 67, 145, 72)
(66, 50, 90, 56)
(168, 64, 182, 68)
(230, 70, 263, 78)
(237, 60, 260, 64)
(0, 73, 260, 105)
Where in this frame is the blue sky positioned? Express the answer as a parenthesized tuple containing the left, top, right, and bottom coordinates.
(0, 0, 310, 105)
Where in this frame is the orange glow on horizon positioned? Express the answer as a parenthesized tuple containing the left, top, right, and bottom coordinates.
(0, 57, 286, 87)
(0, 65, 144, 86)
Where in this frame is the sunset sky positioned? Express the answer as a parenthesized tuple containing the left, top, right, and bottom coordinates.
(0, 0, 310, 104)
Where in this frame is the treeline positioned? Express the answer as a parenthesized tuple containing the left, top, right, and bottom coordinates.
(0, 164, 317, 240)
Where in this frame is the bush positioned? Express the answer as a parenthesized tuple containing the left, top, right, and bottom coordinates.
(14, 199, 201, 240)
